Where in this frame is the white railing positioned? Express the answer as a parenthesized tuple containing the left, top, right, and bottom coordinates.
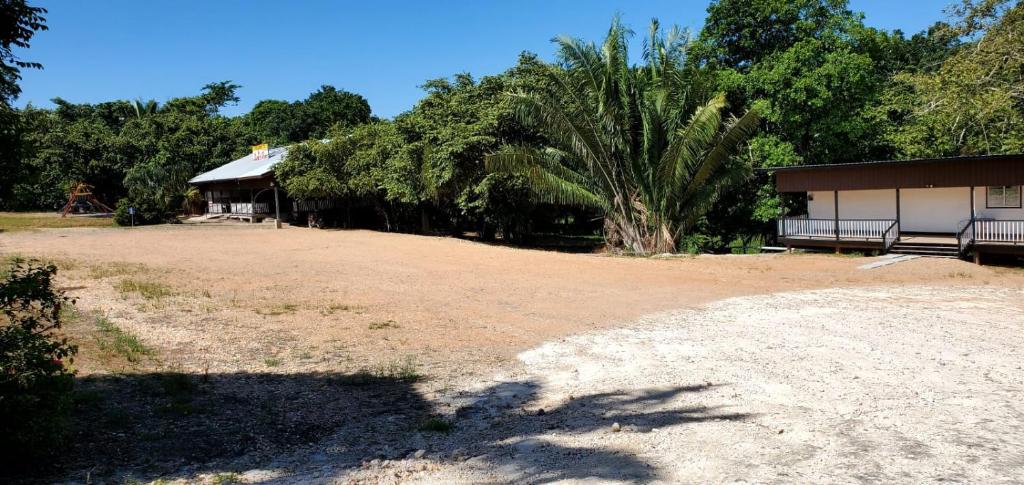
(975, 220, 1024, 243)
(883, 222, 900, 251)
(229, 202, 271, 214)
(957, 219, 975, 255)
(778, 218, 896, 240)
(207, 203, 230, 214)
(293, 199, 339, 212)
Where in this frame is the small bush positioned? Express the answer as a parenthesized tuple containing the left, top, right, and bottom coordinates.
(114, 196, 170, 226)
(419, 417, 454, 433)
(0, 260, 78, 466)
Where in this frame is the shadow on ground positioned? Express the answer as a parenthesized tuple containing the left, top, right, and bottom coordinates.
(6, 372, 748, 484)
(4, 371, 428, 484)
(418, 381, 751, 483)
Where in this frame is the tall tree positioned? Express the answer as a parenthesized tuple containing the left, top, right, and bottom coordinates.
(489, 18, 761, 254)
(880, 0, 1024, 156)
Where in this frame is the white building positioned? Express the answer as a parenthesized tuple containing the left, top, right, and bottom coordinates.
(768, 154, 1024, 263)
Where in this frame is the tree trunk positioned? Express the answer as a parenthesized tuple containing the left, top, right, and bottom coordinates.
(420, 206, 431, 234)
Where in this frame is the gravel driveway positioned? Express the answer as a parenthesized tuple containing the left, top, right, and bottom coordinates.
(312, 285, 1024, 484)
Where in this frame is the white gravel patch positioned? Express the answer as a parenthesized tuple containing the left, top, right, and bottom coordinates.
(196, 285, 1024, 484)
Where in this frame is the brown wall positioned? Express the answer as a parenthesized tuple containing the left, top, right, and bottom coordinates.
(775, 155, 1024, 192)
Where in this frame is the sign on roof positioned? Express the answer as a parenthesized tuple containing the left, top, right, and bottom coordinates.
(252, 143, 269, 160)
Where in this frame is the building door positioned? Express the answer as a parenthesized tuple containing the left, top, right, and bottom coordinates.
(900, 187, 971, 233)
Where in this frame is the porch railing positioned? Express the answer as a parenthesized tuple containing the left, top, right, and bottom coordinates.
(207, 203, 231, 214)
(882, 221, 900, 252)
(778, 217, 898, 240)
(975, 219, 1024, 243)
(229, 202, 271, 215)
(957, 219, 975, 256)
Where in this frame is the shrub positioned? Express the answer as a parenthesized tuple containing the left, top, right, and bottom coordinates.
(114, 196, 169, 226)
(0, 260, 78, 465)
(459, 173, 533, 242)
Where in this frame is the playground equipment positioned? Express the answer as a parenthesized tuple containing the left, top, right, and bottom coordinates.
(60, 182, 114, 217)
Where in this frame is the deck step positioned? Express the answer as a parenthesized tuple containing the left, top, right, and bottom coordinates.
(889, 241, 960, 258)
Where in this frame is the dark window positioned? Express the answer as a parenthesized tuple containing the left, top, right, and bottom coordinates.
(987, 186, 1022, 208)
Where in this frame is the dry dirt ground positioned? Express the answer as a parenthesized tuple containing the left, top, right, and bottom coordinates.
(2, 224, 1023, 483)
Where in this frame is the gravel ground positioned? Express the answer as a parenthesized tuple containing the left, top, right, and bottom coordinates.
(286, 285, 1024, 484)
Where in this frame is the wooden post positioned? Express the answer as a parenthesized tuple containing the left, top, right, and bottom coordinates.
(895, 188, 901, 228)
(833, 191, 840, 240)
(273, 185, 281, 229)
(970, 186, 976, 220)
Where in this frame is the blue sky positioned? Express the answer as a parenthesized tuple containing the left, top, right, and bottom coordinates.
(14, 0, 953, 119)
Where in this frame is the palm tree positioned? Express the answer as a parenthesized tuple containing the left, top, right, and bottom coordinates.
(487, 18, 761, 254)
(128, 98, 159, 118)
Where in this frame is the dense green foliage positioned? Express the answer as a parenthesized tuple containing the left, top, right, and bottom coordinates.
(246, 85, 371, 145)
(274, 55, 555, 236)
(488, 19, 761, 253)
(2, 0, 1022, 249)
(0, 260, 77, 465)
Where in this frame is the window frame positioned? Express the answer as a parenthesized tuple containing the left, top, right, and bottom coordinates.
(986, 185, 1023, 209)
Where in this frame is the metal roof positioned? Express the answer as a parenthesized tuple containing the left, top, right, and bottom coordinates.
(764, 153, 1024, 192)
(189, 146, 289, 184)
(757, 153, 1024, 173)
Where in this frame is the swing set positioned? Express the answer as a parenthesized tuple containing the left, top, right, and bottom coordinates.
(59, 182, 114, 217)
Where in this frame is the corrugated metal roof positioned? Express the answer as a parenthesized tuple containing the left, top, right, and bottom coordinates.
(189, 146, 289, 184)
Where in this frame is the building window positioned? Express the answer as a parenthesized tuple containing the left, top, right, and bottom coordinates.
(987, 186, 1022, 208)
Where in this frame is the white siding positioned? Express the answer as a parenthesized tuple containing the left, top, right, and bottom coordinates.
(900, 187, 971, 233)
(807, 189, 897, 220)
(805, 186, 1024, 234)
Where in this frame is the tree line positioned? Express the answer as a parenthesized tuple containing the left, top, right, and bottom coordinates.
(1, 0, 1021, 253)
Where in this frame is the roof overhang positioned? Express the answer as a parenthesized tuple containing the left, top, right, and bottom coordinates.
(760, 154, 1024, 192)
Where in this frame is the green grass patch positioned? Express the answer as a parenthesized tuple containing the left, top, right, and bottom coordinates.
(0, 212, 114, 232)
(117, 278, 174, 300)
(263, 357, 282, 367)
(96, 316, 153, 364)
(89, 261, 147, 279)
(418, 417, 454, 433)
(338, 356, 421, 385)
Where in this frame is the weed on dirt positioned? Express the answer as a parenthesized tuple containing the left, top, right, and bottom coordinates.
(117, 278, 174, 300)
(96, 316, 153, 364)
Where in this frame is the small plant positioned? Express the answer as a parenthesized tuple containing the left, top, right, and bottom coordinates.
(88, 261, 147, 279)
(254, 303, 298, 316)
(96, 316, 152, 364)
(368, 319, 399, 330)
(319, 303, 352, 315)
(210, 472, 242, 484)
(373, 355, 420, 381)
(117, 278, 174, 300)
(419, 417, 454, 433)
(264, 357, 282, 367)
(948, 271, 972, 279)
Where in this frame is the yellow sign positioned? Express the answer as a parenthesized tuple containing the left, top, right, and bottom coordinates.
(252, 143, 269, 160)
